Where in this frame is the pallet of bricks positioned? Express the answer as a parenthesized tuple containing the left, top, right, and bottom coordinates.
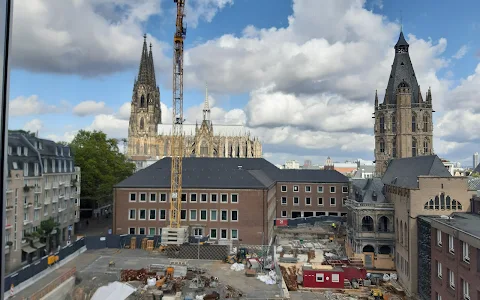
(279, 265, 298, 291)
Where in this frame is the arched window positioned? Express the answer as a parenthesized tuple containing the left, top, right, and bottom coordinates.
(200, 140, 208, 157)
(423, 197, 463, 211)
(361, 216, 374, 231)
(391, 115, 396, 133)
(423, 114, 429, 132)
(392, 138, 397, 158)
(379, 139, 385, 153)
(140, 95, 145, 107)
(412, 138, 417, 157)
(423, 139, 429, 154)
(139, 118, 144, 130)
(434, 196, 439, 210)
(412, 115, 416, 132)
(380, 115, 385, 133)
(440, 193, 445, 209)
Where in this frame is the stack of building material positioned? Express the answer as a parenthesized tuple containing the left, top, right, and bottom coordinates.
(141, 238, 148, 250)
(130, 237, 137, 249)
(146, 240, 154, 251)
(279, 265, 298, 291)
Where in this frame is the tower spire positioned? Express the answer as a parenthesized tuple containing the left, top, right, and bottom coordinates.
(137, 34, 150, 84)
(148, 42, 156, 85)
(203, 83, 211, 122)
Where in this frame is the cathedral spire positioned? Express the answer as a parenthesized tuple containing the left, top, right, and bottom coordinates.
(374, 90, 378, 107)
(203, 83, 211, 122)
(148, 43, 156, 85)
(137, 34, 156, 86)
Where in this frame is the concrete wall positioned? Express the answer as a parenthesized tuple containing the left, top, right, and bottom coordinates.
(40, 276, 75, 300)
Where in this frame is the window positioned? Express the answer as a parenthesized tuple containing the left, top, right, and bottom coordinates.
(437, 230, 442, 246)
(316, 273, 324, 282)
(8, 146, 12, 155)
(231, 194, 238, 203)
(281, 185, 287, 192)
(293, 197, 299, 205)
(159, 209, 166, 220)
(221, 210, 228, 221)
(139, 209, 146, 220)
(149, 209, 156, 220)
(210, 228, 217, 239)
(449, 270, 455, 289)
(293, 185, 299, 192)
(210, 210, 218, 221)
(379, 139, 385, 153)
(437, 261, 442, 278)
(391, 115, 396, 133)
(463, 279, 470, 299)
(34, 163, 39, 176)
(149, 193, 156, 202)
(23, 147, 28, 156)
(305, 197, 311, 206)
(220, 229, 227, 239)
(231, 210, 238, 221)
(190, 209, 197, 221)
(24, 162, 29, 176)
(342, 186, 348, 193)
(221, 194, 228, 203)
(331, 274, 340, 283)
(231, 229, 238, 240)
(449, 235, 454, 253)
(139, 193, 146, 202)
(412, 115, 417, 132)
(190, 193, 197, 202)
(392, 139, 397, 158)
(129, 209, 136, 220)
(129, 227, 135, 234)
(181, 193, 187, 202)
(379, 115, 385, 133)
(423, 114, 429, 132)
(193, 228, 203, 236)
(305, 186, 311, 192)
(281, 211, 287, 217)
(437, 293, 441, 300)
(211, 194, 218, 203)
(200, 193, 208, 203)
(318, 197, 324, 206)
(180, 209, 187, 220)
(160, 193, 167, 202)
(330, 197, 336, 206)
(330, 186, 336, 193)
(17, 146, 21, 155)
(318, 186, 323, 193)
(463, 242, 470, 263)
(149, 228, 156, 235)
(412, 138, 417, 157)
(281, 197, 287, 205)
(200, 209, 207, 221)
(423, 139, 429, 154)
(139, 228, 146, 235)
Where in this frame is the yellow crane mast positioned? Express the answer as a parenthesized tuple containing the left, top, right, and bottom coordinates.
(169, 0, 186, 228)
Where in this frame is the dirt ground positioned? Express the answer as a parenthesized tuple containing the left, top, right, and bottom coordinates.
(67, 249, 283, 299)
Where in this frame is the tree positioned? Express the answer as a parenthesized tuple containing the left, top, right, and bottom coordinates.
(69, 130, 135, 205)
(37, 217, 59, 253)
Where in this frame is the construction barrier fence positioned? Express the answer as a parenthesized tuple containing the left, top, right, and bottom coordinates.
(24, 267, 77, 300)
(3, 238, 85, 293)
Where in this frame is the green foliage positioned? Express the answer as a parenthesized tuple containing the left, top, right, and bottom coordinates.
(472, 172, 480, 178)
(38, 218, 59, 236)
(57, 141, 69, 146)
(70, 130, 135, 204)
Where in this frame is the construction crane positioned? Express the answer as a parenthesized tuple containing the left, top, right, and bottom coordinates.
(162, 0, 188, 245)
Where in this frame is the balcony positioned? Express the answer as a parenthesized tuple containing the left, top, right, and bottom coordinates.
(34, 186, 42, 193)
(52, 196, 59, 203)
(24, 203, 33, 209)
(44, 182, 52, 190)
(348, 229, 395, 240)
(52, 182, 59, 189)
(23, 219, 32, 226)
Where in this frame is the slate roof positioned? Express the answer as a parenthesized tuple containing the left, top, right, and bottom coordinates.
(382, 155, 452, 189)
(7, 131, 75, 177)
(473, 163, 480, 174)
(352, 165, 376, 179)
(115, 157, 348, 189)
(384, 31, 421, 105)
(351, 178, 386, 203)
(425, 213, 480, 240)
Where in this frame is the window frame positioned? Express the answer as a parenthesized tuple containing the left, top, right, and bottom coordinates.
(210, 228, 217, 239)
(305, 186, 311, 193)
(128, 208, 136, 220)
(342, 186, 348, 193)
(200, 193, 208, 203)
(181, 193, 187, 203)
(129, 192, 137, 202)
(293, 185, 299, 192)
(449, 270, 455, 289)
(220, 229, 228, 240)
(281, 185, 287, 192)
(148, 227, 156, 236)
(317, 186, 323, 193)
(220, 209, 228, 222)
(437, 261, 442, 279)
(149, 192, 156, 202)
(448, 235, 454, 254)
(220, 193, 228, 203)
(129, 227, 136, 235)
(231, 194, 239, 203)
(231, 229, 238, 240)
(189, 209, 197, 221)
(190, 193, 197, 203)
(210, 209, 218, 221)
(281, 210, 287, 218)
(160, 193, 167, 202)
(315, 273, 324, 283)
(138, 209, 146, 220)
(305, 197, 311, 206)
(180, 209, 187, 221)
(281, 196, 287, 205)
(330, 197, 336, 206)
(293, 197, 299, 206)
(437, 229, 442, 246)
(148, 209, 156, 220)
(159, 209, 167, 220)
(330, 186, 336, 193)
(463, 241, 470, 263)
(463, 279, 470, 299)
(139, 193, 147, 202)
(139, 227, 146, 235)
(210, 193, 218, 203)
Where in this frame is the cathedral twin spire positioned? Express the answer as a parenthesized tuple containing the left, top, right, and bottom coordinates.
(137, 34, 156, 86)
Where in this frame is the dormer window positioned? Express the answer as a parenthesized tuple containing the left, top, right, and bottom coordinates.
(60, 148, 63, 156)
(24, 162, 29, 177)
(12, 162, 18, 169)
(34, 163, 39, 176)
(17, 146, 21, 155)
(8, 146, 12, 155)
(44, 159, 48, 173)
(39, 142, 43, 150)
(55, 148, 58, 156)
(52, 159, 56, 173)
(23, 147, 28, 156)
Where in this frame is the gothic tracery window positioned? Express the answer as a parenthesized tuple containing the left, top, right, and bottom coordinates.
(200, 140, 208, 157)
(412, 138, 417, 157)
(423, 139, 429, 154)
(140, 95, 145, 107)
(391, 115, 396, 133)
(379, 139, 385, 153)
(392, 138, 397, 158)
(423, 114, 429, 132)
(379, 115, 385, 133)
(412, 115, 416, 132)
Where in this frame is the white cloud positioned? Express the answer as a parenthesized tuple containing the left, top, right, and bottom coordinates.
(73, 100, 112, 116)
(185, 0, 234, 28)
(23, 119, 44, 133)
(12, 0, 231, 75)
(86, 114, 129, 139)
(453, 45, 469, 59)
(9, 95, 69, 116)
(45, 131, 78, 143)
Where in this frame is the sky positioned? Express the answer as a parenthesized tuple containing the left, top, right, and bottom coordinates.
(7, 0, 480, 167)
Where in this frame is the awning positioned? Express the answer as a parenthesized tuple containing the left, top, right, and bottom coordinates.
(33, 241, 46, 248)
(22, 246, 37, 254)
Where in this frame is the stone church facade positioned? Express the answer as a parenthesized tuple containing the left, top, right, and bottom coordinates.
(127, 36, 262, 167)
(374, 31, 434, 175)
